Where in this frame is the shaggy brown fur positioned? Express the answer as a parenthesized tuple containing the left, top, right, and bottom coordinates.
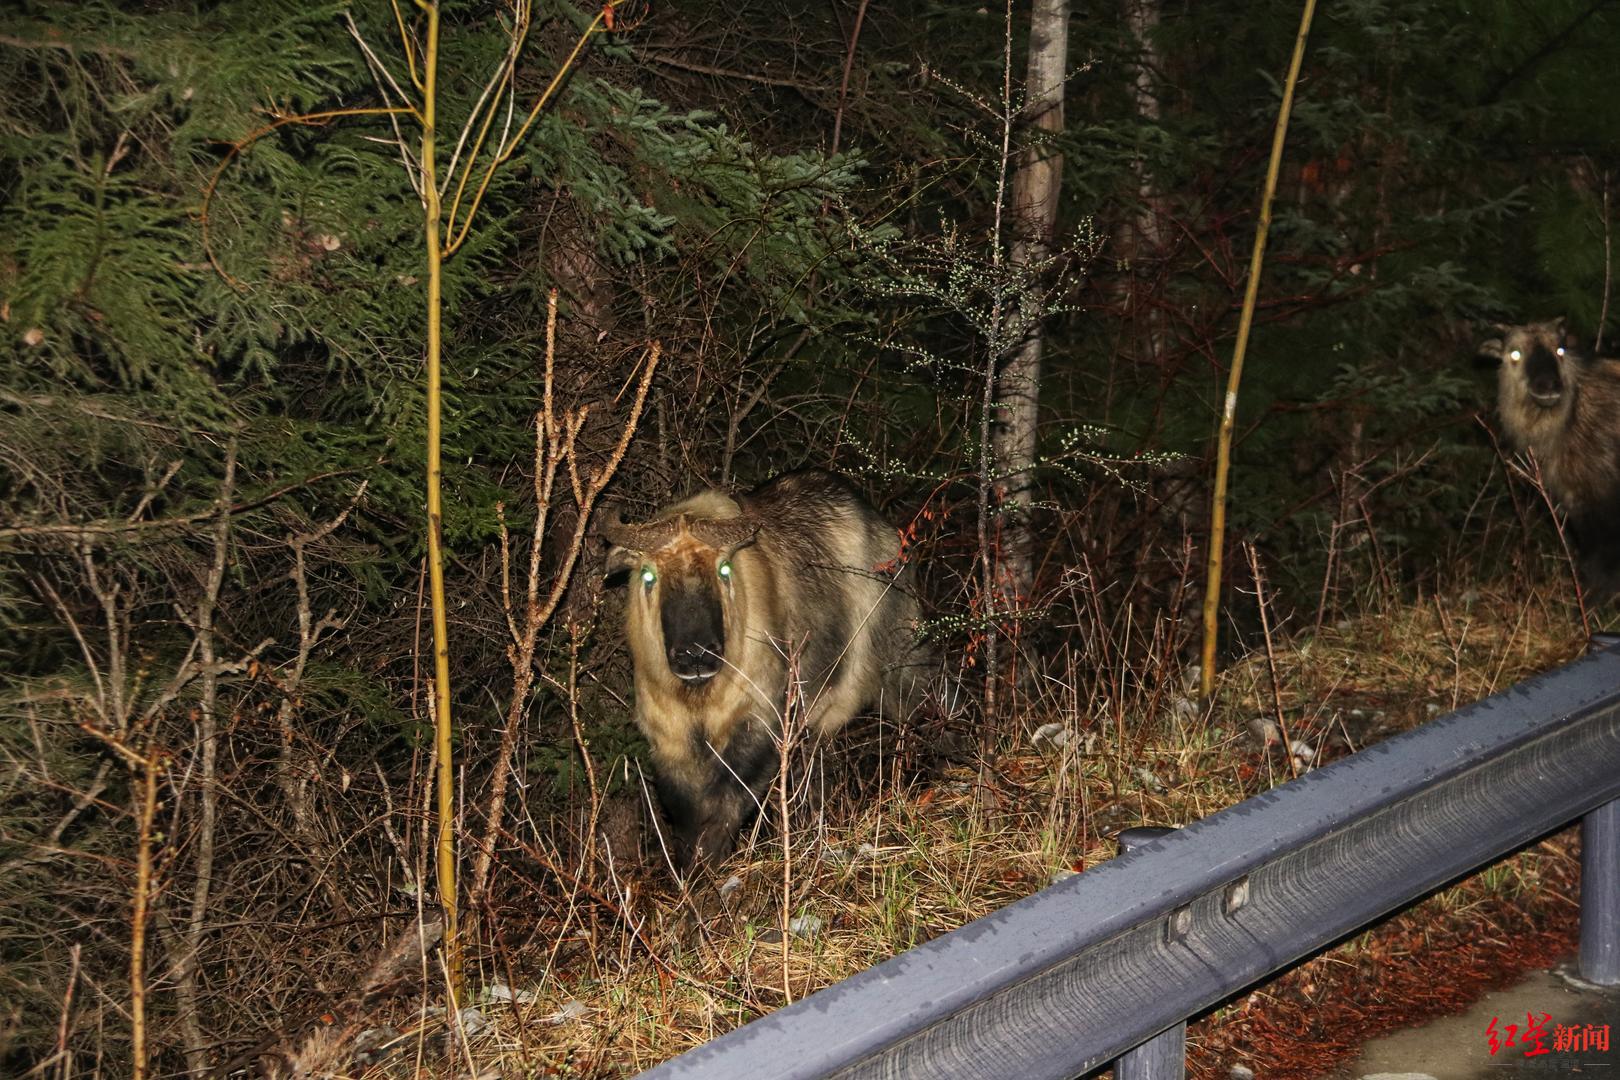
(604, 470, 930, 870)
(1482, 320, 1620, 596)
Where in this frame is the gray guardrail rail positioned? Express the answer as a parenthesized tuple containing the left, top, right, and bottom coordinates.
(636, 640, 1620, 1080)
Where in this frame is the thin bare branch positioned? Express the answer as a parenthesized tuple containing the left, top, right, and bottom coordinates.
(345, 12, 424, 199)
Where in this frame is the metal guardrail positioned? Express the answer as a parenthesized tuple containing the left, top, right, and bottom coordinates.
(637, 641, 1620, 1080)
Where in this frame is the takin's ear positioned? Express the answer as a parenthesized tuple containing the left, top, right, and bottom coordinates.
(604, 545, 639, 584)
(1476, 335, 1505, 365)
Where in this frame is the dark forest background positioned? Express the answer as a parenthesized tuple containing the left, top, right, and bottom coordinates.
(3, 0, 1617, 1075)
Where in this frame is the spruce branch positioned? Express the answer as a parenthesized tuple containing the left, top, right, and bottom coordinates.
(201, 106, 418, 290)
(0, 467, 370, 547)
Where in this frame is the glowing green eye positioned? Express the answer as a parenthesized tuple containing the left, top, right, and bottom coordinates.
(640, 567, 656, 588)
(718, 561, 733, 580)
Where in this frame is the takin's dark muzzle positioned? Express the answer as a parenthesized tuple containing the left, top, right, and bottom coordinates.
(1525, 346, 1566, 408)
(660, 577, 726, 684)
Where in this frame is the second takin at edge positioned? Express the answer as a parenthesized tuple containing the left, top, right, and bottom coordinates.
(1483, 319, 1620, 597)
(603, 470, 933, 872)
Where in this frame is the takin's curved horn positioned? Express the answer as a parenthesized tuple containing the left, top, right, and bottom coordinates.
(687, 516, 760, 553)
(599, 507, 679, 552)
(598, 505, 635, 547)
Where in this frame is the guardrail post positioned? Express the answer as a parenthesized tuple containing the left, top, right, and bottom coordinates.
(1581, 797, 1620, 985)
(1579, 636, 1620, 986)
(1115, 827, 1186, 1080)
(1117, 1026, 1186, 1080)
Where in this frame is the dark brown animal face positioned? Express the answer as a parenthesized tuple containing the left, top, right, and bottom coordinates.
(654, 547, 728, 684)
(1484, 320, 1580, 438)
(1509, 326, 1568, 409)
(605, 512, 756, 687)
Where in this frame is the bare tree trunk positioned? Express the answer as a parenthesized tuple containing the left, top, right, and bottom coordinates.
(1114, 0, 1164, 367)
(1124, 0, 1162, 258)
(992, 0, 1069, 600)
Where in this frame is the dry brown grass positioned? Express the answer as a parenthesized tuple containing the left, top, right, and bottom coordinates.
(324, 574, 1607, 1079)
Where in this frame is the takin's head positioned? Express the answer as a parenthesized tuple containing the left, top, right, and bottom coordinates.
(1480, 319, 1580, 435)
(602, 500, 759, 688)
(603, 499, 768, 870)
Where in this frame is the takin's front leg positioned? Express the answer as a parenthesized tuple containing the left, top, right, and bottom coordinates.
(1571, 505, 1620, 604)
(651, 717, 780, 874)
